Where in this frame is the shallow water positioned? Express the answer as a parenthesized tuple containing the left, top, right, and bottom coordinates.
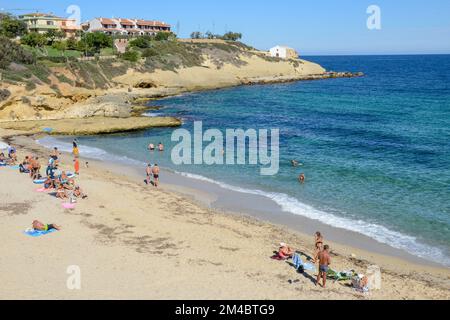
(39, 54, 450, 267)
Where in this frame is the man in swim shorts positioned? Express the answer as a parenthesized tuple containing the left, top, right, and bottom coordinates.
(316, 245, 331, 288)
(152, 164, 160, 188)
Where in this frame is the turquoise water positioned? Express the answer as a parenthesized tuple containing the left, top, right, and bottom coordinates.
(41, 55, 450, 266)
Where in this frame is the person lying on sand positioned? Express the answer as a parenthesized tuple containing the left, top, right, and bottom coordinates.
(43, 177, 56, 190)
(316, 245, 331, 288)
(32, 220, 61, 231)
(73, 186, 88, 199)
(278, 243, 295, 259)
(56, 184, 68, 199)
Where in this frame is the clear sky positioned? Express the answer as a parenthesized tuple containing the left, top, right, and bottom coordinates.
(2, 0, 450, 55)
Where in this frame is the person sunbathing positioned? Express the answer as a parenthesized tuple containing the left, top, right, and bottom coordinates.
(43, 177, 55, 190)
(278, 243, 295, 259)
(73, 186, 88, 199)
(32, 220, 61, 231)
(56, 184, 68, 199)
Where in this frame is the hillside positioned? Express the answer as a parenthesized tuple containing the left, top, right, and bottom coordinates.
(0, 38, 329, 132)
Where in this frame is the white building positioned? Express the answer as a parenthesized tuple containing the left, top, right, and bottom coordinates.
(269, 45, 299, 59)
(82, 17, 171, 37)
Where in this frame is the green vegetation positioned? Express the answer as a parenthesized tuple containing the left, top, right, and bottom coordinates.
(190, 30, 242, 41)
(121, 50, 140, 62)
(0, 13, 27, 38)
(0, 36, 35, 69)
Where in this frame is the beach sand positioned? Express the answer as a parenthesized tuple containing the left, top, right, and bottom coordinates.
(1, 129, 449, 300)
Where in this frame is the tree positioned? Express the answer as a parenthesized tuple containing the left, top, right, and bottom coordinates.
(21, 32, 47, 48)
(0, 13, 27, 38)
(222, 32, 242, 41)
(154, 31, 174, 41)
(45, 29, 65, 45)
(121, 49, 140, 62)
(52, 40, 68, 56)
(83, 32, 112, 53)
(190, 31, 203, 39)
(0, 36, 35, 68)
(66, 37, 78, 50)
(129, 36, 152, 49)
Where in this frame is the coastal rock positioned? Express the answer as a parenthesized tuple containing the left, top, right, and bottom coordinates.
(0, 116, 182, 135)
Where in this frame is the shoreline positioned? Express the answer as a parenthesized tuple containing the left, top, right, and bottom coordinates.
(34, 134, 448, 269)
(1, 129, 449, 299)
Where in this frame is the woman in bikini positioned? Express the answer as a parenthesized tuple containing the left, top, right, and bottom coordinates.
(313, 231, 324, 263)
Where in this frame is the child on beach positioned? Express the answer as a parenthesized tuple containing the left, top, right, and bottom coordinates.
(72, 139, 79, 158)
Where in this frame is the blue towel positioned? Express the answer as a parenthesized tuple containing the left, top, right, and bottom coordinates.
(292, 253, 315, 271)
(24, 228, 57, 237)
(42, 127, 53, 133)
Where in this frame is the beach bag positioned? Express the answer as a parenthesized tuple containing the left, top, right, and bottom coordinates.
(366, 265, 381, 290)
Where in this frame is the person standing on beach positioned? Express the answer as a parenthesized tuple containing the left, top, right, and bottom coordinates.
(316, 245, 331, 288)
(145, 164, 152, 185)
(74, 158, 80, 175)
(152, 164, 160, 188)
(72, 139, 79, 158)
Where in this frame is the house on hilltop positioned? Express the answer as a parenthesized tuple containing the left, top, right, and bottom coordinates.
(82, 18, 171, 37)
(19, 12, 81, 38)
(269, 45, 299, 59)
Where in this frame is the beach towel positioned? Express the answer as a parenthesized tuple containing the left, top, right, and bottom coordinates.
(42, 127, 53, 133)
(24, 228, 57, 237)
(36, 187, 52, 193)
(8, 165, 20, 169)
(327, 269, 355, 281)
(292, 253, 315, 271)
(33, 179, 46, 184)
(62, 203, 76, 209)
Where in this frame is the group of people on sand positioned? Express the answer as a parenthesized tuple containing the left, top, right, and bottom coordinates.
(276, 231, 332, 288)
(145, 142, 164, 187)
(0, 143, 17, 166)
(145, 163, 160, 188)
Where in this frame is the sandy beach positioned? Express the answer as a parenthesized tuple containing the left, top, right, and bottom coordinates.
(1, 128, 449, 300)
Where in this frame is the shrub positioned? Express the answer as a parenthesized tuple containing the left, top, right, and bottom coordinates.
(0, 88, 11, 101)
(121, 50, 140, 62)
(0, 36, 35, 69)
(129, 36, 152, 49)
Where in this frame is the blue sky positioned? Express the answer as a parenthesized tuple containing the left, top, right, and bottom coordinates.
(2, 0, 450, 55)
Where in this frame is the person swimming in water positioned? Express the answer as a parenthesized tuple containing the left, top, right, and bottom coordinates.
(148, 143, 155, 151)
(298, 173, 305, 183)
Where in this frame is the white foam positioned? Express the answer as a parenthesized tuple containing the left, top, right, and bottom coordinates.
(34, 136, 450, 267)
(36, 137, 145, 167)
(175, 171, 450, 267)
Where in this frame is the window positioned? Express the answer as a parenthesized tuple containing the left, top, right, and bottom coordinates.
(47, 20, 54, 26)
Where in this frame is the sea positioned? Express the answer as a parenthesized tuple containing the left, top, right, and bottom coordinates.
(37, 55, 450, 267)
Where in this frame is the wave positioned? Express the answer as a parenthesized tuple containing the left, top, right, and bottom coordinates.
(35, 137, 145, 167)
(175, 171, 450, 267)
(36, 136, 450, 267)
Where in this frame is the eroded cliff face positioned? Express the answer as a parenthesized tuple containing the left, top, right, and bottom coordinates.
(0, 42, 326, 122)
